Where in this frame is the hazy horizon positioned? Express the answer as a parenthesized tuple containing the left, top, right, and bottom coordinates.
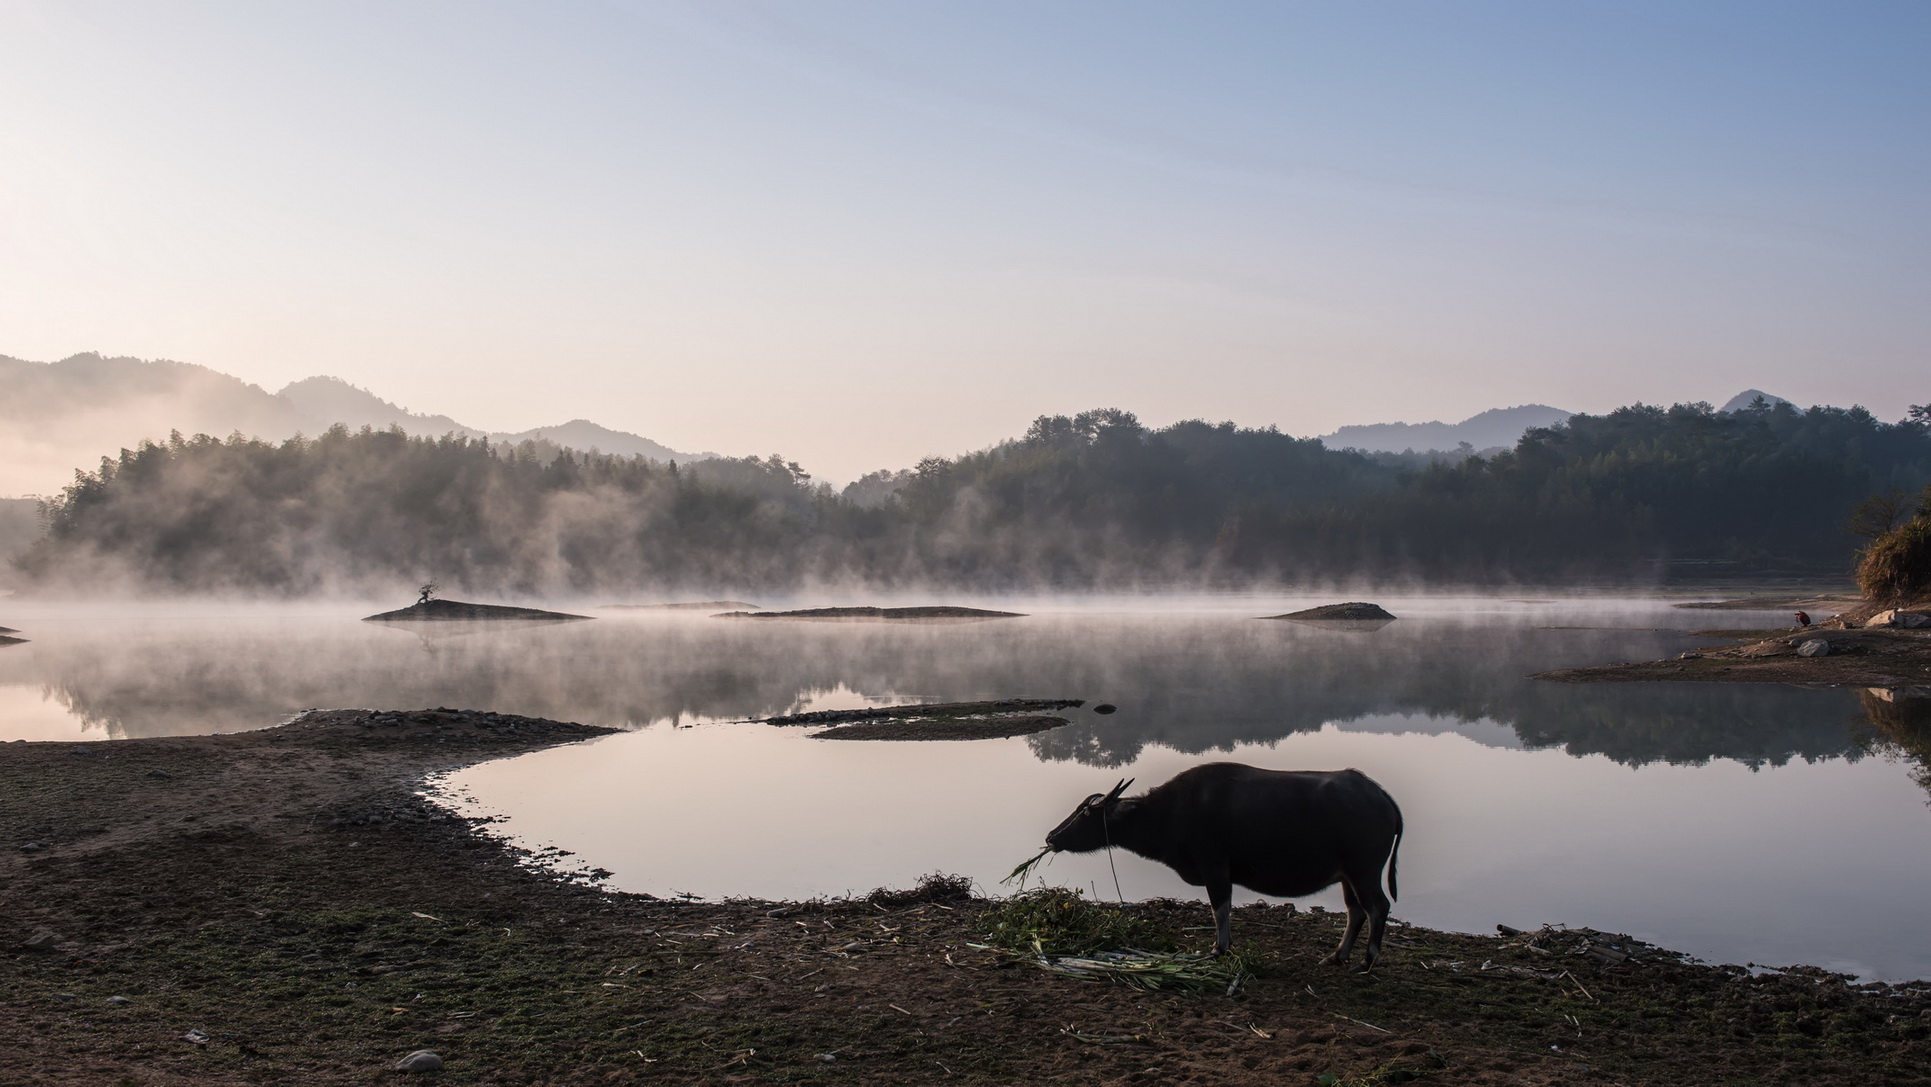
(0, 348, 1835, 496)
(4, 3, 1926, 483)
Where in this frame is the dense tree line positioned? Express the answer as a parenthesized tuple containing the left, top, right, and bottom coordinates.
(17, 398, 1931, 596)
(17, 428, 847, 595)
(874, 399, 1931, 584)
(1334, 398, 1931, 577)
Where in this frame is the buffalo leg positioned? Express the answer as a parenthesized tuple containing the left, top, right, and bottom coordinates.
(1329, 880, 1366, 966)
(1359, 877, 1392, 971)
(1346, 867, 1393, 971)
(1206, 879, 1234, 956)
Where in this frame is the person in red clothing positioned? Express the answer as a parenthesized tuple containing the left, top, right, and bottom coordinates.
(1795, 610, 1812, 627)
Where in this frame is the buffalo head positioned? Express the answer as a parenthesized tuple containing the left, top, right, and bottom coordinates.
(1044, 778, 1133, 853)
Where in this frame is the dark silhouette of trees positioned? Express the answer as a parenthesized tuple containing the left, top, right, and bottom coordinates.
(1848, 492, 1911, 541)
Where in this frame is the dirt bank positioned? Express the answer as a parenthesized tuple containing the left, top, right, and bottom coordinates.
(1539, 590, 1931, 686)
(4, 712, 1929, 1085)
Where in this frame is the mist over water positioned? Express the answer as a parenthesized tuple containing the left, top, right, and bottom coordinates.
(4, 595, 1927, 979)
(0, 596, 1855, 761)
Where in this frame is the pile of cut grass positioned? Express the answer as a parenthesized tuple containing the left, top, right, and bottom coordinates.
(867, 871, 975, 909)
(979, 887, 1256, 994)
(983, 887, 1168, 957)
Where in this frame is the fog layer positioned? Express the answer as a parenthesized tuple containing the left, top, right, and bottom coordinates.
(0, 604, 1878, 778)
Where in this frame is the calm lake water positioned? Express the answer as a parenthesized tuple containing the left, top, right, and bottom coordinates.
(3, 596, 1928, 980)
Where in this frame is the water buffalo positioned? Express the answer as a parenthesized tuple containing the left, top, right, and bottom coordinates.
(1043, 762, 1404, 969)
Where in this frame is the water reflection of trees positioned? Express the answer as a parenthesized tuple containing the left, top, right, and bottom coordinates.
(3, 612, 1871, 772)
(1039, 682, 1866, 770)
(1855, 688, 1931, 798)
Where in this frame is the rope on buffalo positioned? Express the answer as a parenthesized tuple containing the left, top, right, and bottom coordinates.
(1101, 805, 1126, 904)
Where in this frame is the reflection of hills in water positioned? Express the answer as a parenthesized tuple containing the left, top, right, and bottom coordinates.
(0, 612, 1873, 771)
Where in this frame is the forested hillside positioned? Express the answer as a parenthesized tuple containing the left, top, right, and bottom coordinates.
(16, 398, 1931, 596)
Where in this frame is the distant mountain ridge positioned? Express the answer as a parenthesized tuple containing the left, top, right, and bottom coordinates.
(276, 376, 701, 463)
(277, 376, 474, 437)
(1718, 389, 1791, 413)
(0, 354, 714, 497)
(1319, 404, 1574, 454)
(491, 419, 698, 463)
(1321, 392, 1800, 454)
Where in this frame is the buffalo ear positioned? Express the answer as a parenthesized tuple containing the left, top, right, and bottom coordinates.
(1104, 778, 1134, 804)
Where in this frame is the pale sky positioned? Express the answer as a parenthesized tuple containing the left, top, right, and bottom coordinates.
(3, 1, 1926, 481)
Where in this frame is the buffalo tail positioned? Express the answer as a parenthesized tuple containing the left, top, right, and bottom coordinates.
(1387, 804, 1403, 902)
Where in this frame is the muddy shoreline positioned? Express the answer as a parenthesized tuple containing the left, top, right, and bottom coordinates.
(4, 713, 1929, 1085)
(1537, 614, 1931, 686)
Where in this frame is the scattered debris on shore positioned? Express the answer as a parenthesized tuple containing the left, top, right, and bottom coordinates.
(763, 698, 1084, 740)
(715, 605, 1024, 621)
(363, 599, 593, 622)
